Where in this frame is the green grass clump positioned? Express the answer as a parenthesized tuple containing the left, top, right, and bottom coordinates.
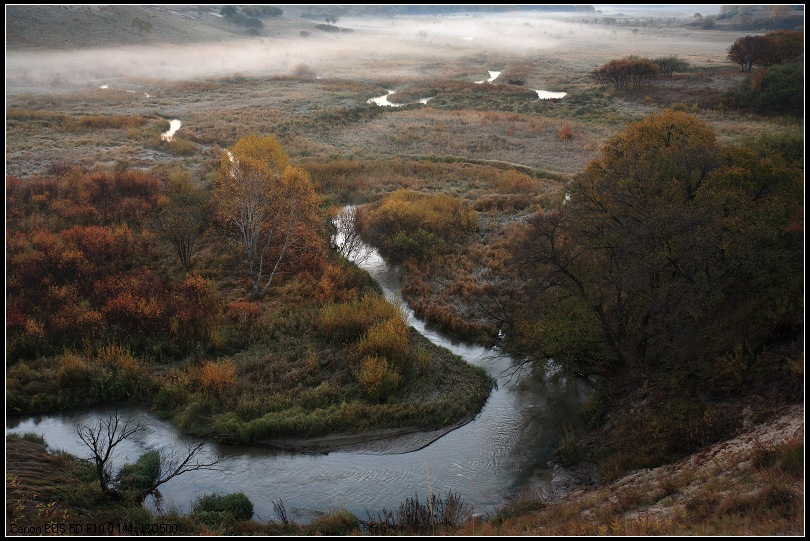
(192, 492, 255, 522)
(318, 293, 401, 343)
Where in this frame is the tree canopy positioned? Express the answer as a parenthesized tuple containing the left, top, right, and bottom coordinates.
(727, 30, 804, 72)
(212, 134, 324, 299)
(505, 111, 803, 377)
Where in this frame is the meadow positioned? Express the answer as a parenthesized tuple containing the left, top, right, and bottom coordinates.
(6, 5, 804, 535)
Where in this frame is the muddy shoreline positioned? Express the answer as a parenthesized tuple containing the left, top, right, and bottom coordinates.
(258, 414, 475, 454)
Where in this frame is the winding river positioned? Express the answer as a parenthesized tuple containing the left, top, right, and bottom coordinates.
(6, 229, 590, 524)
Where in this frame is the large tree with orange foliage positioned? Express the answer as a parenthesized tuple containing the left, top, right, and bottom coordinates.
(212, 134, 322, 298)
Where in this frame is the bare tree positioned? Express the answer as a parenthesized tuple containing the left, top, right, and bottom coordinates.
(78, 410, 222, 503)
(331, 205, 371, 264)
(77, 411, 141, 498)
(134, 440, 222, 503)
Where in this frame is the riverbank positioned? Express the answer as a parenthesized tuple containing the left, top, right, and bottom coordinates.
(464, 403, 804, 535)
(258, 414, 475, 454)
(7, 402, 802, 535)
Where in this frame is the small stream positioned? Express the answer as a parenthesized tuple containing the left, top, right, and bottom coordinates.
(161, 119, 182, 142)
(6, 218, 590, 524)
(369, 70, 565, 105)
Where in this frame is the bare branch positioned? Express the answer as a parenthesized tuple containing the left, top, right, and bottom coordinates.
(138, 441, 222, 502)
(76, 410, 142, 498)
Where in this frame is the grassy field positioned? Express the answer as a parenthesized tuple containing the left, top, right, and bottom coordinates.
(5, 4, 804, 536)
(7, 8, 800, 178)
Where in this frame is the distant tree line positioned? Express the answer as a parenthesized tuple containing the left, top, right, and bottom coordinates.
(220, 5, 283, 32)
(716, 5, 804, 31)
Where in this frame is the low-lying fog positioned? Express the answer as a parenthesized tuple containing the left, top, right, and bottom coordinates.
(5, 12, 631, 89)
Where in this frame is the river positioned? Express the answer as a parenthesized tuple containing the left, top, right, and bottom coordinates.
(6, 224, 590, 524)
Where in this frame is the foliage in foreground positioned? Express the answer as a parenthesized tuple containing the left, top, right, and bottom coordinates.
(365, 491, 471, 535)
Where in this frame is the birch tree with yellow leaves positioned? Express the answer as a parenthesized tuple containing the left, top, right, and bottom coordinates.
(212, 134, 322, 299)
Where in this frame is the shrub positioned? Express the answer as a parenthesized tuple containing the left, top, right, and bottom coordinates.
(747, 132, 803, 164)
(555, 424, 579, 466)
(557, 123, 575, 141)
(116, 450, 160, 493)
(307, 510, 359, 535)
(580, 392, 607, 430)
(724, 63, 803, 116)
(167, 136, 197, 156)
(13, 432, 46, 444)
(595, 57, 659, 89)
(199, 358, 237, 398)
(494, 170, 541, 194)
(366, 491, 470, 535)
(356, 355, 402, 402)
(360, 190, 477, 262)
(356, 317, 411, 367)
(192, 492, 255, 522)
(318, 294, 400, 343)
(292, 63, 317, 78)
(653, 56, 689, 77)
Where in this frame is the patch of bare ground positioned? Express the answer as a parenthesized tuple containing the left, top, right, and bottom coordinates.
(258, 414, 475, 454)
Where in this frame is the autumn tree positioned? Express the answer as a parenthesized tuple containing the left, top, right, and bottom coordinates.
(155, 170, 209, 269)
(594, 57, 659, 90)
(505, 110, 803, 376)
(212, 134, 322, 299)
(725, 34, 796, 72)
(763, 30, 803, 64)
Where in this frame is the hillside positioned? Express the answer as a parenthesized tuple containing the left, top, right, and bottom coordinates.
(5, 5, 311, 50)
(464, 403, 804, 535)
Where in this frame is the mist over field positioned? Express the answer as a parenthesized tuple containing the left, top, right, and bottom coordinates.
(6, 10, 725, 90)
(5, 4, 803, 536)
(6, 13, 572, 87)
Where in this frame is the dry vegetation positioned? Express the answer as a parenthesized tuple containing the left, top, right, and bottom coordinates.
(5, 5, 804, 536)
(464, 404, 803, 536)
(7, 8, 799, 178)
